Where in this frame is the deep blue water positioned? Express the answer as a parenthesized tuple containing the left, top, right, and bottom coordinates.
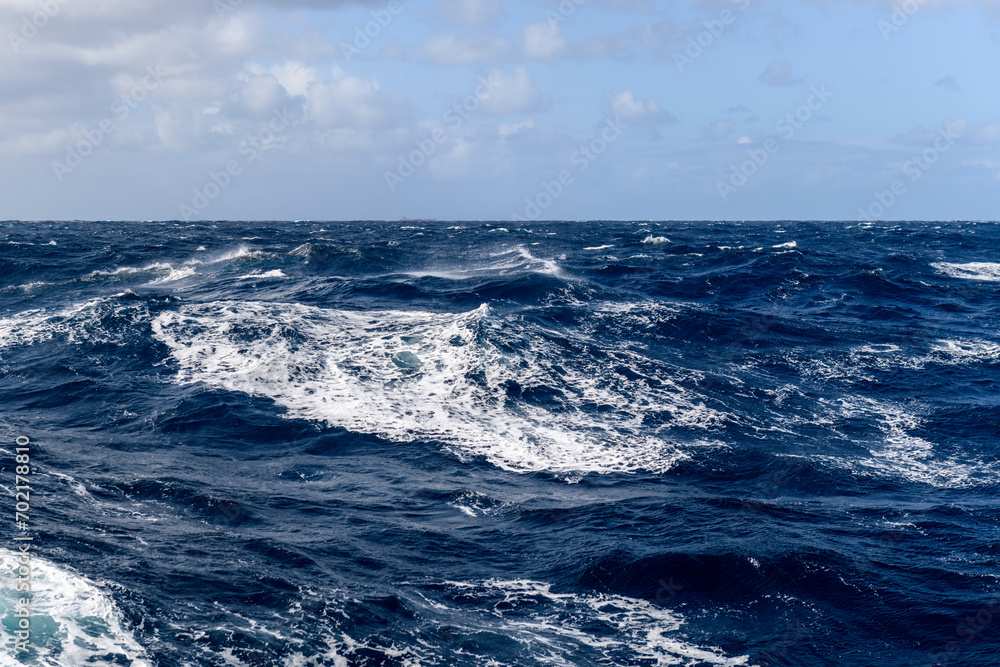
(0, 220, 998, 667)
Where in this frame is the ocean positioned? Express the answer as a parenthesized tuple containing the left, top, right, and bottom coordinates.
(0, 220, 997, 666)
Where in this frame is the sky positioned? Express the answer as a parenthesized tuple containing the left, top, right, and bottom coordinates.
(0, 0, 998, 222)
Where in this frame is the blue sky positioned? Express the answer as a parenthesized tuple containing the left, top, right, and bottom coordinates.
(0, 0, 997, 221)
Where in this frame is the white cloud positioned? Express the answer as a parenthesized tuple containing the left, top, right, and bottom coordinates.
(499, 119, 534, 137)
(235, 70, 292, 117)
(307, 72, 411, 129)
(429, 139, 478, 178)
(521, 22, 567, 61)
(610, 90, 675, 126)
(480, 66, 548, 115)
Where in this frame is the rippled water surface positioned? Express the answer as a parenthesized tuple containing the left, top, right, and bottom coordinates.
(0, 220, 998, 666)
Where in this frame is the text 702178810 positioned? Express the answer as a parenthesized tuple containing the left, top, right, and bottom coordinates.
(12, 435, 33, 654)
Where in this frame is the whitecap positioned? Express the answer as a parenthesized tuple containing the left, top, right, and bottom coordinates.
(932, 262, 1000, 282)
(415, 580, 752, 666)
(151, 301, 720, 476)
(0, 548, 151, 666)
(238, 270, 287, 280)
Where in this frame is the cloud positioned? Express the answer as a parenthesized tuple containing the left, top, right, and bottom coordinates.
(480, 66, 548, 115)
(934, 75, 961, 92)
(418, 33, 510, 64)
(433, 0, 503, 26)
(233, 70, 293, 118)
(893, 119, 1000, 146)
(703, 119, 735, 140)
(610, 90, 676, 126)
(521, 22, 567, 61)
(499, 119, 534, 137)
(759, 59, 802, 86)
(307, 71, 412, 129)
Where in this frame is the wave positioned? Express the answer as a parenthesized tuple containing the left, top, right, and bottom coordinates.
(0, 548, 150, 666)
(0, 294, 148, 350)
(151, 301, 719, 476)
(80, 245, 276, 286)
(931, 261, 1000, 281)
(404, 579, 752, 666)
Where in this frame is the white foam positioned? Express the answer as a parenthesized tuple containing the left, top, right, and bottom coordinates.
(238, 270, 287, 280)
(810, 396, 993, 488)
(642, 236, 670, 245)
(0, 548, 150, 666)
(485, 246, 564, 278)
(414, 580, 752, 666)
(932, 262, 1000, 281)
(151, 301, 720, 475)
(383, 245, 566, 283)
(772, 241, 797, 249)
(82, 245, 271, 285)
(929, 339, 1000, 363)
(209, 245, 267, 264)
(583, 245, 614, 251)
(146, 266, 198, 285)
(84, 262, 173, 279)
(0, 296, 147, 351)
